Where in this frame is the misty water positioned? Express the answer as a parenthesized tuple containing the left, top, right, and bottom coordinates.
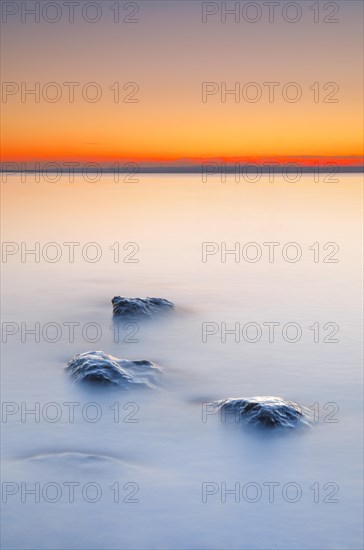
(1, 174, 363, 549)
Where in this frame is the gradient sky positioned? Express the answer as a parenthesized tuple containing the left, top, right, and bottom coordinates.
(1, 0, 363, 164)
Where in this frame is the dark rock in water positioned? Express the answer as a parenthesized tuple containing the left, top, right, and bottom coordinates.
(112, 296, 174, 318)
(215, 396, 309, 428)
(66, 351, 162, 389)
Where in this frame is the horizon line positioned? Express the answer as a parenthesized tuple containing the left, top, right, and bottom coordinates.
(1, 155, 364, 174)
(1, 166, 363, 174)
(1, 154, 363, 168)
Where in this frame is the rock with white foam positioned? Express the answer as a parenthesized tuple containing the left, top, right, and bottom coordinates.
(66, 350, 162, 389)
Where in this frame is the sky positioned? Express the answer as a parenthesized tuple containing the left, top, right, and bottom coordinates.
(1, 0, 363, 166)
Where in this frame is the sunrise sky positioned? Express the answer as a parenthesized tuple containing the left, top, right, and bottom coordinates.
(1, 0, 363, 167)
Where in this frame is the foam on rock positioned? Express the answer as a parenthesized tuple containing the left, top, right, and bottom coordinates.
(66, 350, 162, 389)
(215, 396, 310, 428)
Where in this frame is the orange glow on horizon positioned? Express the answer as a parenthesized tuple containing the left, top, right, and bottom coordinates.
(1, 151, 363, 167)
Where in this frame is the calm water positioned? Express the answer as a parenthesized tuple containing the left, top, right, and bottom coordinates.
(1, 174, 363, 549)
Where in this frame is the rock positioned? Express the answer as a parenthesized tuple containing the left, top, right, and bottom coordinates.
(112, 296, 174, 318)
(215, 396, 309, 428)
(66, 350, 162, 389)
(25, 452, 123, 467)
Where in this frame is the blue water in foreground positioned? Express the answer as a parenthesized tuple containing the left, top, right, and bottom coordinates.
(1, 174, 363, 549)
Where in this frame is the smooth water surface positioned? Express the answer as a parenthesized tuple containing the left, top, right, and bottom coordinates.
(1, 174, 363, 549)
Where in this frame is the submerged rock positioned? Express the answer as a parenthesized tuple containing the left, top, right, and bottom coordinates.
(112, 296, 174, 318)
(25, 452, 123, 466)
(66, 351, 161, 389)
(215, 396, 309, 429)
